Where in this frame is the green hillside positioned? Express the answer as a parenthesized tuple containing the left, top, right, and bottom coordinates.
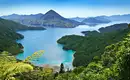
(0, 18, 45, 55)
(57, 24, 130, 67)
(55, 30, 130, 80)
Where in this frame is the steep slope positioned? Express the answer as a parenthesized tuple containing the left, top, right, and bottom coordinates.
(41, 10, 64, 20)
(2, 10, 84, 28)
(40, 10, 84, 28)
(55, 30, 130, 80)
(0, 18, 45, 55)
(57, 23, 130, 67)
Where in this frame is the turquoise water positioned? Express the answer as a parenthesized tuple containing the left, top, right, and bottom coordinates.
(16, 22, 127, 68)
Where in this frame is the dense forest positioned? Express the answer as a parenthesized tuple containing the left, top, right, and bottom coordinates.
(0, 18, 45, 55)
(0, 24, 130, 80)
(58, 23, 130, 67)
(55, 30, 130, 80)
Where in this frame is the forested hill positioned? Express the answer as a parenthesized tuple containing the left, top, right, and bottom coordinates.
(57, 23, 130, 67)
(0, 18, 45, 55)
(55, 29, 130, 80)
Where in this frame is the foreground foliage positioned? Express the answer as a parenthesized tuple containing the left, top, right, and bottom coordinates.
(0, 52, 33, 80)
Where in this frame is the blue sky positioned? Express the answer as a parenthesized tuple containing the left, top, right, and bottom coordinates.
(0, 0, 130, 17)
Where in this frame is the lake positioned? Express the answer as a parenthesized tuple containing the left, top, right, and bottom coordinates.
(16, 21, 128, 68)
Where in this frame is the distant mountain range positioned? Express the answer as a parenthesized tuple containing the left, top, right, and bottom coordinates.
(70, 14, 130, 26)
(69, 17, 86, 22)
(1, 10, 84, 28)
(82, 17, 111, 26)
(2, 10, 130, 27)
(104, 14, 130, 21)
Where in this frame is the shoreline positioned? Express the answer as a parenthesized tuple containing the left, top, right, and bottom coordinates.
(15, 27, 78, 70)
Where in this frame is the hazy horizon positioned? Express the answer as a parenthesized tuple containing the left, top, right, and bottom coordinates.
(0, 0, 130, 18)
(2, 9, 130, 18)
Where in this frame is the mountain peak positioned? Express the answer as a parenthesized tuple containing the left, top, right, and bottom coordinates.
(42, 10, 64, 20)
(45, 10, 59, 15)
(47, 9, 56, 13)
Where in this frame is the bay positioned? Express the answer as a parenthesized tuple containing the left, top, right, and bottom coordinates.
(16, 21, 127, 68)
